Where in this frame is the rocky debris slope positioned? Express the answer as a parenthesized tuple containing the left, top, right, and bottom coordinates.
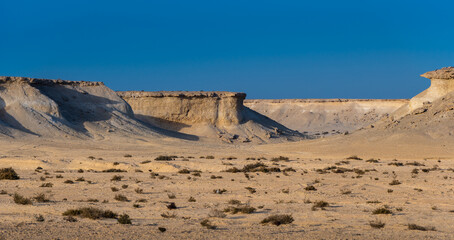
(0, 77, 160, 139)
(118, 91, 306, 143)
(245, 99, 407, 136)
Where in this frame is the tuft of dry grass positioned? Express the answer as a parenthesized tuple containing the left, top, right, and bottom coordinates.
(407, 224, 436, 231)
(0, 168, 20, 180)
(261, 214, 294, 226)
(117, 214, 132, 224)
(114, 194, 129, 202)
(224, 205, 256, 214)
(200, 219, 216, 229)
(34, 193, 50, 203)
(63, 207, 117, 220)
(372, 207, 392, 215)
(13, 193, 32, 205)
(369, 220, 385, 229)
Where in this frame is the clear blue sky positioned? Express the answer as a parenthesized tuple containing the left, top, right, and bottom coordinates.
(1, 1, 453, 99)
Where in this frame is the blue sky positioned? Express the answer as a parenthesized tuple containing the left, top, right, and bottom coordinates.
(1, 1, 453, 99)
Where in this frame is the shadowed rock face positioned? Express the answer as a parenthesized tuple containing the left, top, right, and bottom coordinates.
(0, 77, 159, 139)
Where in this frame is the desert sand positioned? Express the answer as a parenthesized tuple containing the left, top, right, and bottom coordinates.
(1, 68, 454, 239)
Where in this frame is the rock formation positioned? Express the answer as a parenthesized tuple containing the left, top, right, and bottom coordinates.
(117, 91, 246, 126)
(0, 76, 159, 139)
(245, 99, 407, 136)
(118, 91, 305, 143)
(392, 67, 454, 119)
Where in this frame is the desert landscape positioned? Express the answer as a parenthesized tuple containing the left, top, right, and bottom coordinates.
(0, 67, 454, 239)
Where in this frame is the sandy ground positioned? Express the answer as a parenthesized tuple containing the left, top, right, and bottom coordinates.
(1, 137, 453, 239)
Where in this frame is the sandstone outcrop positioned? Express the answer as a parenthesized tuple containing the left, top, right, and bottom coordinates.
(0, 76, 159, 139)
(118, 91, 304, 143)
(117, 91, 246, 126)
(392, 67, 454, 119)
(245, 99, 407, 135)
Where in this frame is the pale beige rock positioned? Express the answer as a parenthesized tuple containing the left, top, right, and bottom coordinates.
(245, 99, 407, 135)
(393, 67, 454, 118)
(117, 91, 246, 126)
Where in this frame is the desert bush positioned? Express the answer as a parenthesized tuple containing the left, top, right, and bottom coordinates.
(111, 175, 123, 181)
(63, 207, 117, 219)
(114, 194, 129, 202)
(155, 156, 176, 161)
(64, 180, 74, 184)
(178, 169, 190, 174)
(34, 193, 50, 203)
(261, 214, 294, 226)
(102, 169, 127, 173)
(135, 188, 143, 194)
(75, 177, 85, 182)
(340, 189, 352, 194)
(245, 187, 256, 194)
(35, 214, 45, 222)
(407, 224, 436, 231)
(0, 168, 19, 180)
(124, 154, 132, 158)
(117, 214, 132, 224)
(372, 207, 392, 215)
(200, 219, 216, 229)
(166, 202, 177, 210)
(206, 156, 215, 159)
(271, 156, 289, 162)
(389, 180, 401, 185)
(13, 193, 32, 205)
(64, 216, 78, 222)
(305, 185, 317, 191)
(366, 159, 379, 163)
(224, 162, 280, 173)
(111, 187, 119, 192)
(141, 160, 151, 164)
(161, 212, 177, 218)
(209, 209, 226, 218)
(188, 196, 196, 202)
(311, 201, 329, 210)
(213, 189, 227, 194)
(40, 182, 53, 187)
(369, 220, 385, 229)
(224, 205, 256, 214)
(228, 199, 242, 205)
(346, 155, 362, 160)
(405, 161, 425, 166)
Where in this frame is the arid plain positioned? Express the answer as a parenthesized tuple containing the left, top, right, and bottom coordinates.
(1, 67, 454, 239)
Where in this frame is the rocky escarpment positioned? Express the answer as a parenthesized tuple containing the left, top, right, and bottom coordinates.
(118, 91, 246, 126)
(118, 91, 304, 143)
(392, 67, 454, 119)
(338, 67, 454, 142)
(245, 99, 408, 136)
(0, 76, 160, 139)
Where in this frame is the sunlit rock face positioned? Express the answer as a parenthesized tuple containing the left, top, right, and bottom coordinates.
(117, 91, 246, 126)
(392, 67, 454, 119)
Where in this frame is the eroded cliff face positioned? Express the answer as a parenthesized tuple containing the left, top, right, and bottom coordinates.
(392, 67, 454, 119)
(245, 99, 408, 135)
(0, 76, 159, 139)
(118, 91, 304, 143)
(117, 91, 246, 126)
